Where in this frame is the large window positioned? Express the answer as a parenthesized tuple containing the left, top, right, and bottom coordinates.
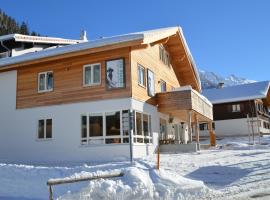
(106, 58, 125, 89)
(137, 64, 146, 87)
(38, 119, 52, 140)
(38, 71, 53, 92)
(105, 111, 121, 144)
(81, 113, 103, 145)
(83, 63, 101, 86)
(147, 69, 155, 97)
(81, 110, 130, 145)
(134, 111, 152, 144)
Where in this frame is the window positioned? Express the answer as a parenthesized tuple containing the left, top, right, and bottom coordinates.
(137, 64, 146, 87)
(232, 104, 241, 112)
(106, 58, 125, 89)
(81, 110, 130, 145)
(199, 123, 215, 131)
(199, 123, 208, 131)
(105, 111, 121, 144)
(38, 71, 53, 92)
(159, 45, 170, 66)
(134, 111, 152, 144)
(38, 119, 52, 139)
(83, 63, 101, 86)
(81, 113, 103, 145)
(147, 69, 155, 97)
(160, 80, 166, 92)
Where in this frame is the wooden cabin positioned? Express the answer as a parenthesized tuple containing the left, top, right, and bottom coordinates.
(201, 81, 270, 138)
(0, 27, 213, 164)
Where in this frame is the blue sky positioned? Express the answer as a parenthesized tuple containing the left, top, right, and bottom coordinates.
(1, 0, 269, 81)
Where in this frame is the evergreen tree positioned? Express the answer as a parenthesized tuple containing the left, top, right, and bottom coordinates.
(0, 9, 39, 36)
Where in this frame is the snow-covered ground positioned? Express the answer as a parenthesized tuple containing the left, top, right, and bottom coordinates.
(1, 136, 270, 200)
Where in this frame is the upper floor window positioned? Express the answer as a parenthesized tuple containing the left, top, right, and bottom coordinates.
(159, 45, 170, 66)
(38, 71, 53, 92)
(232, 104, 241, 112)
(160, 79, 166, 92)
(106, 58, 125, 89)
(38, 119, 52, 140)
(137, 64, 146, 87)
(147, 69, 155, 97)
(83, 63, 101, 86)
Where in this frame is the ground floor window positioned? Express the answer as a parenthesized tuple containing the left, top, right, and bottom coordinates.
(199, 122, 215, 131)
(38, 119, 52, 139)
(81, 110, 130, 145)
(134, 111, 152, 144)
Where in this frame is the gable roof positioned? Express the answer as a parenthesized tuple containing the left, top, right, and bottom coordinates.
(202, 81, 270, 105)
(0, 27, 201, 91)
(0, 33, 82, 44)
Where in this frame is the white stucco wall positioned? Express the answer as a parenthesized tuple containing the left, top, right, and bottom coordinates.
(200, 118, 259, 137)
(0, 72, 161, 164)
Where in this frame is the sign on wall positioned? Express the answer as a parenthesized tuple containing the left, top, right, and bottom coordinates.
(106, 58, 125, 89)
(147, 69, 155, 97)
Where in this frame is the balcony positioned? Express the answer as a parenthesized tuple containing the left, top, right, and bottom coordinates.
(156, 86, 213, 122)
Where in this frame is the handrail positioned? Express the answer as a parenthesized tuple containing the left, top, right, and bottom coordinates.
(47, 171, 124, 200)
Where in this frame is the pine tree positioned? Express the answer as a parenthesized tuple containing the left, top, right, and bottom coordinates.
(0, 9, 39, 36)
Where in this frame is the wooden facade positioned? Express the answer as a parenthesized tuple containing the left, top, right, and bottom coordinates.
(213, 100, 257, 121)
(16, 48, 131, 109)
(131, 44, 180, 105)
(0, 27, 213, 126)
(156, 89, 213, 122)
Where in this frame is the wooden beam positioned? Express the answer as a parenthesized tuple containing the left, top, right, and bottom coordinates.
(150, 37, 170, 46)
(194, 114, 200, 147)
(187, 110, 192, 143)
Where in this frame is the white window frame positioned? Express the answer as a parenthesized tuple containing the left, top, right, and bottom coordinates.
(232, 104, 241, 112)
(134, 111, 152, 144)
(137, 64, 146, 87)
(38, 71, 53, 93)
(83, 63, 101, 87)
(80, 110, 130, 145)
(37, 118, 52, 140)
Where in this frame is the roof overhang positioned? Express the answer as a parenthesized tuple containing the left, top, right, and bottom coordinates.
(0, 27, 201, 92)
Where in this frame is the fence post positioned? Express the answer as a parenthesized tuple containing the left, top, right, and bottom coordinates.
(49, 185, 53, 200)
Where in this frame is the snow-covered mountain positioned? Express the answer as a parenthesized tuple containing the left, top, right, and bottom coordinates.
(199, 70, 256, 89)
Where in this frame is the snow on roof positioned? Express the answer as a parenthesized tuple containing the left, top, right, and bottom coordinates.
(0, 27, 201, 90)
(202, 81, 270, 104)
(0, 33, 82, 44)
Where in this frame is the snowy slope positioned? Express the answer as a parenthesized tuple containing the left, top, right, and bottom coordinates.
(199, 70, 256, 89)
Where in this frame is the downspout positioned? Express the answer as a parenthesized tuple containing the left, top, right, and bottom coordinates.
(0, 40, 11, 57)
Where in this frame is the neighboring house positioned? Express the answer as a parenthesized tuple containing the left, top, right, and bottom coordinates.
(0, 33, 83, 58)
(201, 81, 270, 137)
(0, 27, 213, 164)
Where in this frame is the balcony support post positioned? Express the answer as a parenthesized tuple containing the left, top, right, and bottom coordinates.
(187, 110, 192, 143)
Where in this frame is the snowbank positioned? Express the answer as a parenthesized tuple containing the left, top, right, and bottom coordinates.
(58, 164, 211, 200)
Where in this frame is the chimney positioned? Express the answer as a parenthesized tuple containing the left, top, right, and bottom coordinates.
(80, 30, 88, 41)
(218, 82, 224, 89)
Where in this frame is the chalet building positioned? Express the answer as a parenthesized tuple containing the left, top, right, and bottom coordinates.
(0, 27, 214, 164)
(201, 81, 270, 137)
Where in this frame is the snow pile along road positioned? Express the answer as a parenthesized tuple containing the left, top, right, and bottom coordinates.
(58, 162, 212, 200)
